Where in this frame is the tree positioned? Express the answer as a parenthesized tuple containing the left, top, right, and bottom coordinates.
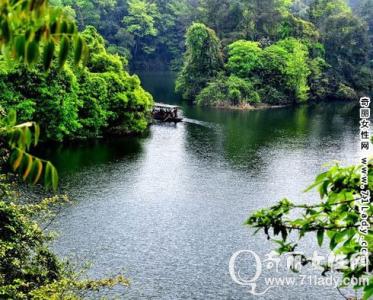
(151, 0, 195, 70)
(277, 13, 320, 43)
(0, 63, 82, 141)
(274, 38, 311, 102)
(176, 23, 224, 101)
(308, 0, 371, 95)
(198, 0, 246, 41)
(122, 0, 160, 59)
(354, 0, 373, 60)
(227, 40, 262, 78)
(79, 26, 153, 136)
(226, 38, 311, 104)
(309, 0, 351, 27)
(0, 0, 86, 184)
(0, 25, 153, 141)
(244, 0, 293, 40)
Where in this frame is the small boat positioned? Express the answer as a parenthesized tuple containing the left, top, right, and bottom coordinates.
(152, 103, 183, 123)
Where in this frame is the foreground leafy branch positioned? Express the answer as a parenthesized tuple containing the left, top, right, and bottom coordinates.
(0, 110, 130, 298)
(246, 161, 373, 299)
(0, 178, 129, 299)
(0, 109, 58, 190)
(0, 0, 88, 69)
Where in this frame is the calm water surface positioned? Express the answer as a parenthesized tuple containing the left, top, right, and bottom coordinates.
(42, 71, 360, 299)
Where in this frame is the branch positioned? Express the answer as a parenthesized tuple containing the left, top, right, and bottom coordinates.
(291, 198, 361, 209)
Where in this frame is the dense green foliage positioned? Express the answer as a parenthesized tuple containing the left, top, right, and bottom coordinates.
(77, 26, 153, 137)
(353, 0, 373, 61)
(176, 0, 372, 105)
(0, 0, 87, 69)
(0, 187, 63, 298)
(0, 180, 129, 299)
(0, 26, 153, 141)
(247, 160, 373, 299)
(196, 36, 312, 106)
(51, 0, 194, 69)
(175, 23, 224, 101)
(46, 0, 373, 104)
(309, 0, 372, 93)
(196, 74, 260, 107)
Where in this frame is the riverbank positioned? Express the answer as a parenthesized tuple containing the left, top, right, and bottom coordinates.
(208, 102, 289, 111)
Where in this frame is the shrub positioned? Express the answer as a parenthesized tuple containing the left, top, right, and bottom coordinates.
(197, 75, 260, 106)
(336, 83, 358, 101)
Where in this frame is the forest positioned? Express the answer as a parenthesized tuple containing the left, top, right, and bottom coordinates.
(0, 0, 372, 299)
(0, 0, 371, 134)
(50, 0, 373, 106)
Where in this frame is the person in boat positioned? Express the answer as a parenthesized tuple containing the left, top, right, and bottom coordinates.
(159, 108, 165, 119)
(164, 109, 172, 121)
(172, 108, 178, 118)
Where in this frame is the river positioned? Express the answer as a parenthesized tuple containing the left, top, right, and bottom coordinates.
(42, 71, 360, 299)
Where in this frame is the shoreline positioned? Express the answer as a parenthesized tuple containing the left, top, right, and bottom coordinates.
(210, 102, 290, 111)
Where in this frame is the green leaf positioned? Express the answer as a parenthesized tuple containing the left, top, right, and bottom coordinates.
(6, 110, 17, 126)
(317, 229, 324, 247)
(45, 161, 58, 191)
(82, 42, 89, 66)
(10, 148, 24, 171)
(73, 36, 83, 64)
(51, 165, 58, 191)
(59, 20, 68, 34)
(67, 22, 76, 34)
(14, 36, 26, 59)
(23, 127, 32, 150)
(32, 159, 43, 184)
(50, 21, 57, 34)
(26, 40, 39, 64)
(58, 36, 69, 69)
(42, 40, 55, 71)
(330, 232, 337, 250)
(22, 154, 33, 180)
(44, 161, 52, 188)
(1, 19, 10, 43)
(363, 284, 373, 300)
(34, 25, 45, 42)
(34, 124, 40, 146)
(281, 227, 288, 241)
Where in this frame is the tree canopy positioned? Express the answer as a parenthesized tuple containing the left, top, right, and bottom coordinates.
(175, 23, 224, 101)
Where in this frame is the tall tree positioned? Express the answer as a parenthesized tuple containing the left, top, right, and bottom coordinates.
(245, 0, 292, 40)
(175, 23, 224, 101)
(122, 0, 160, 61)
(307, 0, 371, 95)
(354, 0, 373, 61)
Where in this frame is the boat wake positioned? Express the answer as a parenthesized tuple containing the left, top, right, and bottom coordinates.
(182, 118, 221, 130)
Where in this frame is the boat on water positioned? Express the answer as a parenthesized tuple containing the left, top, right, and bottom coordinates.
(152, 103, 183, 123)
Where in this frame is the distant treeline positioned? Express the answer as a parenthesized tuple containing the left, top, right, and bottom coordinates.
(50, 0, 371, 69)
(50, 0, 372, 103)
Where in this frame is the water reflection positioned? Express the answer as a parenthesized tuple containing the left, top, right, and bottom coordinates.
(37, 136, 145, 175)
(182, 102, 358, 171)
